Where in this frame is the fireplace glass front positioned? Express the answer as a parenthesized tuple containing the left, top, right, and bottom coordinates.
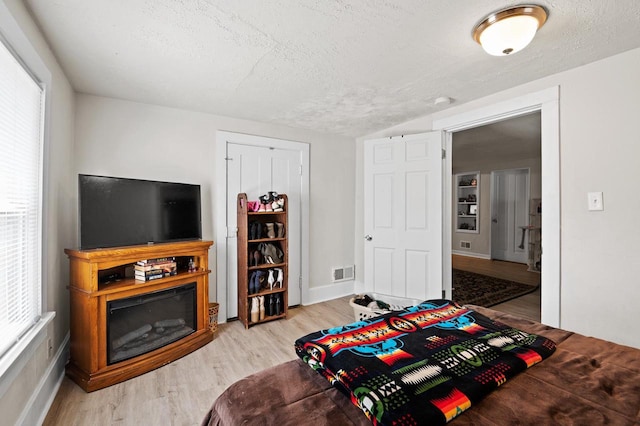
(107, 283, 196, 365)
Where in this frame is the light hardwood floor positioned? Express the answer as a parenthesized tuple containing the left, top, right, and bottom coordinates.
(44, 259, 540, 425)
(44, 297, 357, 426)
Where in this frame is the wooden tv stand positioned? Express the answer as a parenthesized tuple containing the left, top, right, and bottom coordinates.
(64, 240, 214, 392)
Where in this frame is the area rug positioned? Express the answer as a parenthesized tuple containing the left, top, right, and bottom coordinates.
(452, 269, 538, 307)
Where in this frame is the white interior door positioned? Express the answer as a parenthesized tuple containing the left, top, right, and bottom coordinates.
(363, 132, 443, 301)
(491, 168, 529, 263)
(226, 143, 302, 318)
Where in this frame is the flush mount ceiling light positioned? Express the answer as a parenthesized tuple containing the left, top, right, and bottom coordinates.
(473, 5, 547, 56)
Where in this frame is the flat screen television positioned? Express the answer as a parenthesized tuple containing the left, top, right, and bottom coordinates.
(79, 174, 202, 249)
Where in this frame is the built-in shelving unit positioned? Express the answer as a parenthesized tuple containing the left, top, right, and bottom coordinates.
(456, 171, 480, 233)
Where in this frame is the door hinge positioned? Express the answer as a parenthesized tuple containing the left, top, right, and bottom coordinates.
(299, 276, 302, 289)
(299, 164, 303, 176)
(442, 289, 446, 298)
(442, 149, 446, 159)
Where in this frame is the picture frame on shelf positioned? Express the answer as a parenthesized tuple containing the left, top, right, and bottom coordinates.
(468, 204, 477, 215)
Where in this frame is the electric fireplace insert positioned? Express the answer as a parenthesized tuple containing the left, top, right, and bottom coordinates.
(107, 283, 196, 365)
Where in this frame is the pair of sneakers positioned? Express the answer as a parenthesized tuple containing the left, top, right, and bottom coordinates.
(258, 192, 284, 212)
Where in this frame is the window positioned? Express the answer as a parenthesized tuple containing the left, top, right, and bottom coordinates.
(0, 36, 45, 361)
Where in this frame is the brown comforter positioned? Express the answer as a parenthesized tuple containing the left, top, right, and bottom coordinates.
(202, 305, 640, 425)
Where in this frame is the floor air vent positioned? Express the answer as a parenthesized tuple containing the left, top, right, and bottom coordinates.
(332, 265, 355, 282)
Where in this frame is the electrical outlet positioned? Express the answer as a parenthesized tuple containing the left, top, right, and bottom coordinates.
(47, 338, 53, 359)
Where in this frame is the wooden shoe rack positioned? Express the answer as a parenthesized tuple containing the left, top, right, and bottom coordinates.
(237, 193, 288, 329)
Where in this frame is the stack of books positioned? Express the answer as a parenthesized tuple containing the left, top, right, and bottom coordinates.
(135, 257, 177, 281)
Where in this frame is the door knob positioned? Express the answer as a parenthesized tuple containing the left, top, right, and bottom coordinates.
(492, 218, 498, 223)
(364, 235, 373, 241)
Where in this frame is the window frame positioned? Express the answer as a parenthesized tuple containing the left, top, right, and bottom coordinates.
(0, 0, 54, 396)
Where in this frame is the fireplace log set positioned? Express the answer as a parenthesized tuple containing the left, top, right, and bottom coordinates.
(111, 318, 193, 363)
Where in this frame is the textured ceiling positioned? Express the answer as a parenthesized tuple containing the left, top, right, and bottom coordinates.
(24, 0, 640, 137)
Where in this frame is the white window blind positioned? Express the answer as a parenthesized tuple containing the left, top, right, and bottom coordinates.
(0, 37, 44, 360)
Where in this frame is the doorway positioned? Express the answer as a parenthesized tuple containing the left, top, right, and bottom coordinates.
(451, 116, 540, 319)
(215, 131, 310, 322)
(434, 87, 560, 328)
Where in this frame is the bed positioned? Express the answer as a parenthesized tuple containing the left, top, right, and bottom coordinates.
(202, 301, 640, 425)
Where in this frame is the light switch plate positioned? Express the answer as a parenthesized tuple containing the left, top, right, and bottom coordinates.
(588, 192, 604, 211)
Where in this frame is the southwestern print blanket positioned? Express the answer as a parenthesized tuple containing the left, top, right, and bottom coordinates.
(294, 299, 556, 425)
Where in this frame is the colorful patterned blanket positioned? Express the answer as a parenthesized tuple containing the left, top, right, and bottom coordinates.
(294, 299, 556, 425)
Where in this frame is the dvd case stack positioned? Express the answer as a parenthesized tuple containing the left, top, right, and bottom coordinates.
(134, 257, 177, 281)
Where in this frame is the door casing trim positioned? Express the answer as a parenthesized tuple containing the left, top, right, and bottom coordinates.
(434, 86, 560, 327)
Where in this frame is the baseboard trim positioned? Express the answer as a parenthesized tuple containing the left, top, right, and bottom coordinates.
(307, 280, 354, 305)
(19, 332, 69, 426)
(452, 250, 491, 260)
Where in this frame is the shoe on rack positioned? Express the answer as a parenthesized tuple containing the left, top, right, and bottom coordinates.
(252, 271, 259, 294)
(267, 294, 274, 316)
(274, 268, 284, 288)
(248, 271, 254, 294)
(274, 294, 281, 316)
(250, 270, 263, 293)
(275, 222, 284, 238)
(259, 242, 283, 264)
(273, 196, 284, 212)
(255, 270, 266, 291)
(265, 223, 276, 239)
(248, 222, 257, 240)
(252, 250, 261, 266)
(258, 296, 265, 320)
(267, 269, 275, 290)
(250, 297, 259, 323)
(259, 194, 273, 212)
(247, 201, 258, 212)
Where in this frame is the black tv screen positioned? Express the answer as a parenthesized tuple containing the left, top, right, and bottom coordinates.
(79, 174, 202, 249)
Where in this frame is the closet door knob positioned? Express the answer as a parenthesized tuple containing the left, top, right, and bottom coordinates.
(364, 235, 373, 241)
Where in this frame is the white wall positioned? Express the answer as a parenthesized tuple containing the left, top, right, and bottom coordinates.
(356, 47, 640, 348)
(0, 1, 76, 424)
(74, 94, 356, 299)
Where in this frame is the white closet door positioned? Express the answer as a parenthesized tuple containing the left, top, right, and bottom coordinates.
(226, 143, 301, 318)
(491, 168, 529, 264)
